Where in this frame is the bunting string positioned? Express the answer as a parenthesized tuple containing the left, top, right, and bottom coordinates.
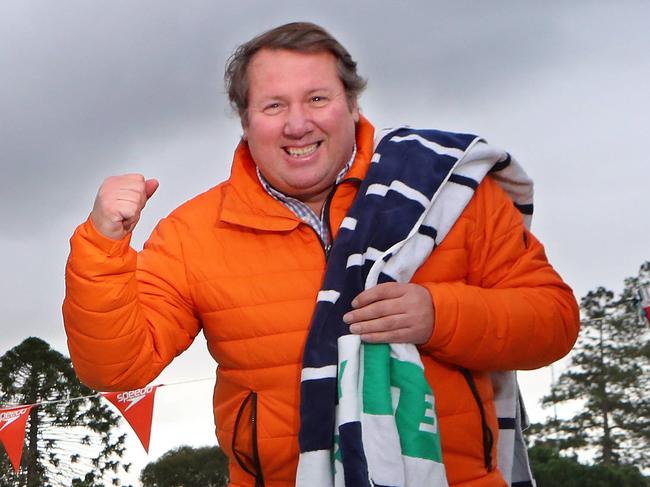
(0, 377, 214, 472)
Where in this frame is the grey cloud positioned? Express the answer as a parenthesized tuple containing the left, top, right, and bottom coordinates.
(1, 2, 233, 234)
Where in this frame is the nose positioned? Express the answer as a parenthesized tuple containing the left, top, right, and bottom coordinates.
(283, 104, 313, 139)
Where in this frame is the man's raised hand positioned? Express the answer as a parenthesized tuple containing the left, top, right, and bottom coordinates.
(90, 174, 159, 240)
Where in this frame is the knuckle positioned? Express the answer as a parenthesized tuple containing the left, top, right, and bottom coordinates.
(381, 331, 396, 343)
(368, 317, 384, 331)
(396, 329, 411, 343)
(388, 315, 402, 328)
(374, 301, 389, 316)
(351, 309, 366, 322)
(364, 319, 381, 334)
(379, 282, 398, 295)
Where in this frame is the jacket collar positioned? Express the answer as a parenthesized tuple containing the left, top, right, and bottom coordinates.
(218, 115, 376, 231)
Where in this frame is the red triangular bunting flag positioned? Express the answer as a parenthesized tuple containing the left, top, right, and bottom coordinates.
(0, 405, 33, 472)
(103, 385, 160, 452)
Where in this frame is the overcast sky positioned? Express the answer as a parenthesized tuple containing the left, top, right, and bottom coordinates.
(1, 0, 648, 482)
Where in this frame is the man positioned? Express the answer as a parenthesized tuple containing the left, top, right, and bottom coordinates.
(63, 22, 579, 486)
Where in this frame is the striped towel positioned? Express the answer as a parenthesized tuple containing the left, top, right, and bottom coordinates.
(297, 126, 536, 487)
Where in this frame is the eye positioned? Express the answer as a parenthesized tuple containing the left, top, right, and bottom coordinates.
(263, 102, 284, 115)
(310, 95, 328, 107)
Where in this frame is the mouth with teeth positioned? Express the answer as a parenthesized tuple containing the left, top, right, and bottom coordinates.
(284, 141, 321, 157)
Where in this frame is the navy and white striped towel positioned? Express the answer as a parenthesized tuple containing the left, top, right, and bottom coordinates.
(297, 126, 535, 487)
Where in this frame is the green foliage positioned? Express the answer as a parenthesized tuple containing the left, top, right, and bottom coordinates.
(529, 445, 650, 487)
(533, 262, 650, 468)
(140, 445, 229, 487)
(0, 337, 128, 486)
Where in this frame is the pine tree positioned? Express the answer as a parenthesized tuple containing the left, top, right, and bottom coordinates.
(535, 262, 650, 468)
(0, 337, 129, 486)
(617, 261, 650, 459)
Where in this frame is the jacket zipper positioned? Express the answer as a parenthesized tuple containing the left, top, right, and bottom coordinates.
(250, 393, 264, 487)
(311, 177, 362, 260)
(459, 368, 494, 472)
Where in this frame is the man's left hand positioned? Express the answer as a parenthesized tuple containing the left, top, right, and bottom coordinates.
(343, 282, 434, 344)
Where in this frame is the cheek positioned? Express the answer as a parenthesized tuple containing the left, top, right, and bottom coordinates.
(326, 107, 357, 133)
(328, 115, 357, 145)
(245, 119, 281, 148)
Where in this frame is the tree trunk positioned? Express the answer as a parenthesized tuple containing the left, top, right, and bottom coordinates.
(24, 375, 40, 487)
(599, 320, 613, 465)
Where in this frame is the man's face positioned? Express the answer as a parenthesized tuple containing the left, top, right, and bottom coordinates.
(243, 48, 359, 209)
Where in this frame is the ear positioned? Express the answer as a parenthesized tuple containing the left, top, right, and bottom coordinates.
(350, 98, 360, 123)
(241, 118, 249, 141)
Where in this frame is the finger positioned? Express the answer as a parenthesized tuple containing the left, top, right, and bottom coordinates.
(351, 282, 406, 308)
(112, 179, 151, 210)
(100, 177, 144, 200)
(343, 296, 402, 324)
(111, 201, 142, 223)
(119, 173, 147, 185)
(359, 327, 413, 344)
(122, 214, 141, 233)
(348, 314, 407, 335)
(145, 178, 159, 199)
(104, 174, 145, 193)
(114, 187, 146, 205)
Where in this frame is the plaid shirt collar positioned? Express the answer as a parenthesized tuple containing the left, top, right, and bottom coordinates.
(256, 144, 357, 246)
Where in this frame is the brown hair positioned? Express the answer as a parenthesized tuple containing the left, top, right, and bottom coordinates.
(225, 22, 366, 124)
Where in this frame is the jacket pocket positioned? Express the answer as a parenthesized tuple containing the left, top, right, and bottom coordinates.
(232, 390, 265, 487)
(460, 368, 494, 472)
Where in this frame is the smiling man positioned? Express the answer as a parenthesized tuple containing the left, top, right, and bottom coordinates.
(63, 22, 579, 487)
(244, 49, 359, 213)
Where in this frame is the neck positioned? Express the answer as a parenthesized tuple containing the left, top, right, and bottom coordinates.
(303, 195, 328, 216)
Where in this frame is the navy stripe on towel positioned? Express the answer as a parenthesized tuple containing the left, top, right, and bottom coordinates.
(489, 154, 511, 173)
(514, 203, 534, 215)
(418, 224, 438, 240)
(498, 417, 516, 430)
(299, 378, 337, 451)
(339, 422, 370, 487)
(448, 173, 479, 190)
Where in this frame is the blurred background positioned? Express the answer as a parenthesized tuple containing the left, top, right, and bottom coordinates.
(1, 1, 648, 484)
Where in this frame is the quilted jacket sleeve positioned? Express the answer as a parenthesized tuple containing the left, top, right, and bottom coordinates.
(63, 216, 200, 391)
(418, 178, 580, 371)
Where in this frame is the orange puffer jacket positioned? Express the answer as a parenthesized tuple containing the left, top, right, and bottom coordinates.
(63, 117, 579, 487)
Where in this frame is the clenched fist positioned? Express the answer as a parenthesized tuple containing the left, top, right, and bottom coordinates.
(90, 174, 159, 240)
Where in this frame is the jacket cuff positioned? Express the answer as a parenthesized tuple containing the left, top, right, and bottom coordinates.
(77, 216, 133, 256)
(417, 282, 459, 355)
